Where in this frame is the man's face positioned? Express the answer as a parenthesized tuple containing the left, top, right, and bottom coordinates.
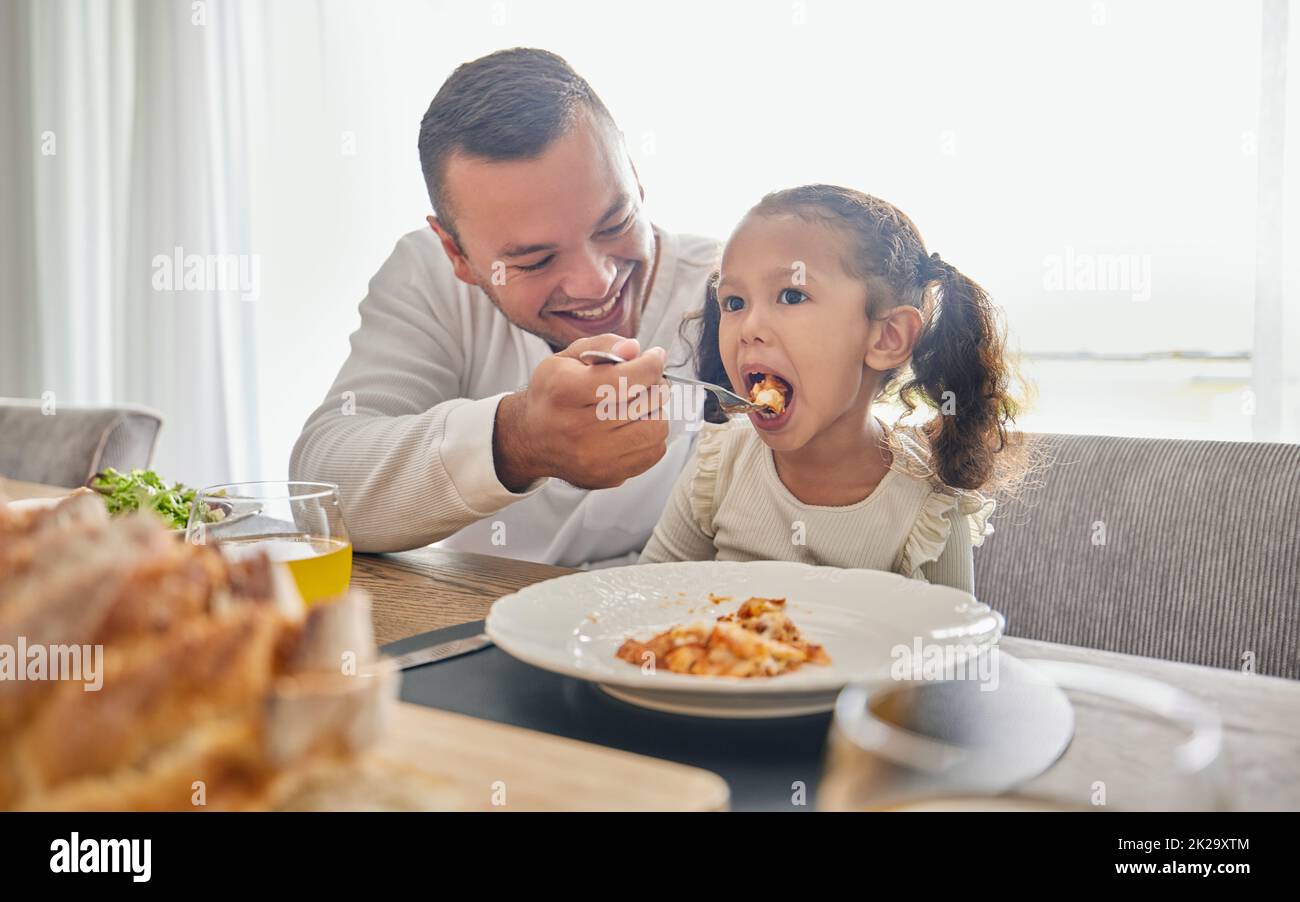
(434, 112, 655, 350)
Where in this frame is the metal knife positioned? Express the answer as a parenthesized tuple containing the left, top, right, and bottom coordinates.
(389, 633, 494, 671)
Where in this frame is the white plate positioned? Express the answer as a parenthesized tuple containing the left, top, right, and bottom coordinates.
(486, 561, 1004, 718)
(4, 493, 192, 534)
(4, 496, 64, 512)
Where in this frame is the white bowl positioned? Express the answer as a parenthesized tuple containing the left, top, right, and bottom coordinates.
(486, 560, 1004, 718)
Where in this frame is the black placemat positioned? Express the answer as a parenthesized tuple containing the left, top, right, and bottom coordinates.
(383, 621, 832, 811)
(384, 622, 1076, 811)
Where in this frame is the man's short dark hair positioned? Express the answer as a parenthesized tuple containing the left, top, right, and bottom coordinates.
(418, 48, 616, 240)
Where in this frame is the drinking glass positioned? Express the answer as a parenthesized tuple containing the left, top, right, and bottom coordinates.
(185, 481, 352, 606)
(819, 653, 1228, 811)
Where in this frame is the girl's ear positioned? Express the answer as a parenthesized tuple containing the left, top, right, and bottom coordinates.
(864, 304, 925, 372)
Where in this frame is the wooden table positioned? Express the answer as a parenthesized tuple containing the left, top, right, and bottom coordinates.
(353, 546, 1300, 812)
(7, 480, 1298, 810)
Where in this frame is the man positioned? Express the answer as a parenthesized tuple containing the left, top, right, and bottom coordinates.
(290, 48, 719, 567)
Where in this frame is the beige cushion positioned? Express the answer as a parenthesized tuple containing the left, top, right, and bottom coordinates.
(976, 433, 1300, 680)
(0, 398, 163, 488)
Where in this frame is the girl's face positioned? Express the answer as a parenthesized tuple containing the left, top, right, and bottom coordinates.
(715, 212, 877, 452)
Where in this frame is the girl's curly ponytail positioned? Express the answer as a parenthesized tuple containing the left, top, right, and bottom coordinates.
(903, 252, 1017, 490)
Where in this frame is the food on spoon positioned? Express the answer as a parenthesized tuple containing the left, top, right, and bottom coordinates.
(615, 597, 830, 678)
(747, 373, 789, 415)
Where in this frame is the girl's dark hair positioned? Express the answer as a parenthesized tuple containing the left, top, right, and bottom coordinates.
(683, 184, 1030, 493)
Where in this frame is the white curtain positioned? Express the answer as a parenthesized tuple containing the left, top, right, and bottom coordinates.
(0, 0, 263, 488)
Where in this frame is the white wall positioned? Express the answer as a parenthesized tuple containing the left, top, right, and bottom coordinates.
(242, 0, 1297, 484)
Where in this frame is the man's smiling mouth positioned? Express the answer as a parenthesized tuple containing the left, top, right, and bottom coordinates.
(558, 286, 623, 320)
(551, 269, 633, 323)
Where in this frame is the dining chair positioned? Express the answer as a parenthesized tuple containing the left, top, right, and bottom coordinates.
(975, 433, 1300, 680)
(0, 398, 164, 488)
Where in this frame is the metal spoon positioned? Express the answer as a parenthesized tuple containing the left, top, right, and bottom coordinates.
(577, 349, 775, 415)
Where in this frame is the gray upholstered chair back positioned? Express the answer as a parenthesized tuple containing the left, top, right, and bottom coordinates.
(0, 398, 163, 488)
(975, 433, 1300, 680)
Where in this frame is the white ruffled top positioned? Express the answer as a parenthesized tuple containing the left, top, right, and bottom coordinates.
(883, 424, 996, 580)
(639, 418, 996, 594)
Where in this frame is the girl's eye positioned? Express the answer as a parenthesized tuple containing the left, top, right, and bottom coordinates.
(777, 287, 808, 305)
(516, 255, 554, 272)
(720, 295, 745, 313)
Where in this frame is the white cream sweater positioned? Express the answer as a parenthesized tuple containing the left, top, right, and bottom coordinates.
(290, 226, 720, 566)
(639, 419, 996, 594)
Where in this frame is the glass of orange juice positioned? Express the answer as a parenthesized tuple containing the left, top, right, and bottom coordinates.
(185, 481, 352, 606)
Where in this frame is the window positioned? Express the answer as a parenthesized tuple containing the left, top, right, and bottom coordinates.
(248, 0, 1294, 480)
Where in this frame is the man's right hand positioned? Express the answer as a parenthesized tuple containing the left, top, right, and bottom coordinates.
(492, 334, 671, 492)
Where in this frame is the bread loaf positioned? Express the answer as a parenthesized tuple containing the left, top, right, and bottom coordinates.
(0, 493, 397, 810)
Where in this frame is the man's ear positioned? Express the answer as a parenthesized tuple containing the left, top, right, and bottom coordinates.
(427, 215, 479, 287)
(629, 159, 645, 204)
(864, 304, 925, 372)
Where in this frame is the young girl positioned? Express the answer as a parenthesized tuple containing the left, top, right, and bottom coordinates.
(640, 185, 1023, 594)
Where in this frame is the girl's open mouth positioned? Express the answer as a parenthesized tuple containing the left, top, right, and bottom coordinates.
(743, 370, 795, 431)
